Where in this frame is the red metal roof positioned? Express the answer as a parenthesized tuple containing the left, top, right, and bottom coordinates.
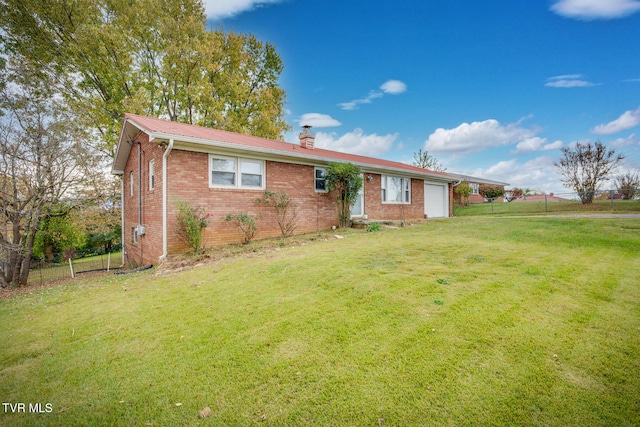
(116, 113, 454, 180)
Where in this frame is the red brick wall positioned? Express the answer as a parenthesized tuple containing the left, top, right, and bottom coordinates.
(123, 144, 447, 266)
(362, 174, 426, 220)
(165, 153, 340, 251)
(122, 132, 165, 267)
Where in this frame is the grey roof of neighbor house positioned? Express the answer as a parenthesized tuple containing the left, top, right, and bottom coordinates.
(446, 172, 510, 187)
(112, 114, 457, 183)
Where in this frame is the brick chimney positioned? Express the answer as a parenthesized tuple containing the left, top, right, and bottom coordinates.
(299, 125, 315, 149)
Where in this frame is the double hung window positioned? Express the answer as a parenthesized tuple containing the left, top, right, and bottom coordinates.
(209, 155, 265, 189)
(315, 167, 327, 192)
(381, 175, 410, 203)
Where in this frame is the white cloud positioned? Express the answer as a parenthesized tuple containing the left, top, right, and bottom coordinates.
(298, 113, 342, 128)
(315, 129, 397, 156)
(515, 137, 564, 153)
(203, 0, 283, 19)
(550, 0, 640, 20)
(462, 156, 562, 194)
(339, 80, 407, 110)
(425, 119, 538, 155)
(545, 74, 595, 88)
(485, 159, 518, 176)
(610, 133, 640, 147)
(380, 80, 407, 94)
(338, 91, 383, 111)
(591, 107, 640, 135)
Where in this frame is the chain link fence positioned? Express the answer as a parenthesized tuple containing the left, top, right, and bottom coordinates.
(454, 190, 640, 216)
(26, 247, 123, 285)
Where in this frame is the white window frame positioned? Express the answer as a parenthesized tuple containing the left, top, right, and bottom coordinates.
(314, 167, 328, 192)
(381, 175, 411, 204)
(209, 154, 265, 190)
(149, 159, 155, 190)
(129, 171, 134, 197)
(470, 183, 479, 195)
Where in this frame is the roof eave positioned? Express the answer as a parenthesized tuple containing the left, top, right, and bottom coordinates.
(149, 131, 457, 182)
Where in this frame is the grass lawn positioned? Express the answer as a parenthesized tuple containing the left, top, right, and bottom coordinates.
(1, 217, 639, 426)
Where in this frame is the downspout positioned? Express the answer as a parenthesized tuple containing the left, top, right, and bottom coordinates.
(137, 141, 142, 228)
(120, 176, 125, 266)
(160, 138, 174, 261)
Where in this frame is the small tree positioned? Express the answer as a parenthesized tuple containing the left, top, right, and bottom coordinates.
(175, 200, 209, 253)
(454, 182, 472, 206)
(255, 190, 298, 237)
(224, 213, 258, 244)
(479, 185, 505, 201)
(412, 149, 446, 172)
(325, 162, 363, 228)
(615, 171, 639, 200)
(555, 141, 624, 204)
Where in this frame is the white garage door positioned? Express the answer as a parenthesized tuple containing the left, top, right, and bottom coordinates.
(424, 183, 448, 218)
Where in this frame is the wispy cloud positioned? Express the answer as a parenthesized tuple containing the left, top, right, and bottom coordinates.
(298, 113, 342, 128)
(203, 0, 284, 20)
(338, 91, 384, 111)
(610, 133, 640, 147)
(591, 107, 640, 134)
(425, 118, 539, 155)
(515, 137, 564, 154)
(550, 0, 640, 20)
(338, 80, 407, 110)
(315, 129, 397, 156)
(545, 74, 596, 88)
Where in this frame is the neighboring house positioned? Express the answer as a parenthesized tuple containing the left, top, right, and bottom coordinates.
(111, 114, 457, 266)
(448, 174, 509, 204)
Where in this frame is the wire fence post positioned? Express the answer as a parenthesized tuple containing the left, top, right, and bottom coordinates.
(68, 258, 74, 279)
(545, 194, 548, 212)
(610, 190, 615, 211)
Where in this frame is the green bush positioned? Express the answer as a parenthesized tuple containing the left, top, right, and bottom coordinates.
(365, 222, 381, 232)
(175, 200, 210, 253)
(225, 213, 259, 244)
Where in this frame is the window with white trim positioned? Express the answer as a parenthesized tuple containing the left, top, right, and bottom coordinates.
(470, 183, 479, 195)
(129, 171, 134, 197)
(314, 167, 327, 192)
(381, 175, 411, 203)
(209, 155, 265, 189)
(149, 159, 155, 190)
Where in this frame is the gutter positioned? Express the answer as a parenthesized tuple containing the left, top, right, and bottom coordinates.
(148, 133, 457, 183)
(160, 138, 174, 261)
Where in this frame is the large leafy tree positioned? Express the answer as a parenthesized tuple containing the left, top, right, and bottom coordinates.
(555, 141, 624, 204)
(0, 61, 99, 287)
(0, 0, 289, 155)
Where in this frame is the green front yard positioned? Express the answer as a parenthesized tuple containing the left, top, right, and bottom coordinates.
(1, 217, 639, 425)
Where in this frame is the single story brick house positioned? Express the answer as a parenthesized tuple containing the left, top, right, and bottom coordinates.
(111, 114, 457, 266)
(447, 173, 509, 204)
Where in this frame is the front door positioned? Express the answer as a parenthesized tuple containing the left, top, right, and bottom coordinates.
(351, 183, 364, 217)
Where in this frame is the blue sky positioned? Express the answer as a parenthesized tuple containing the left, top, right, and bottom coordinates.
(205, 0, 640, 194)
